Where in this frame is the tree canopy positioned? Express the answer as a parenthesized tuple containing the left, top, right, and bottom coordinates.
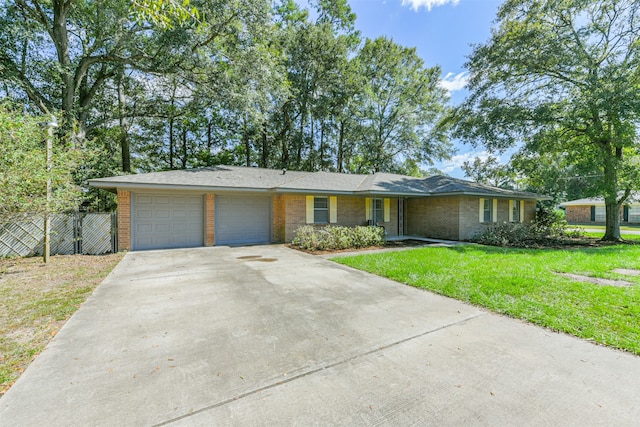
(451, 0, 640, 240)
(0, 0, 453, 214)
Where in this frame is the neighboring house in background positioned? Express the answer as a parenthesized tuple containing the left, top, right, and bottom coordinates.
(561, 198, 640, 224)
(89, 165, 546, 251)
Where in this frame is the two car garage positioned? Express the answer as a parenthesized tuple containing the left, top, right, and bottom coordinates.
(131, 193, 271, 250)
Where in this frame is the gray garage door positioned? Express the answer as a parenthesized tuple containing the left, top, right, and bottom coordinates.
(132, 193, 203, 250)
(215, 196, 270, 245)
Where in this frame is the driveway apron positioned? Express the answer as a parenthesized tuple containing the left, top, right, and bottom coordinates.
(1, 245, 639, 426)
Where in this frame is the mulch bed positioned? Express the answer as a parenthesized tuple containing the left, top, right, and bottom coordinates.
(288, 239, 437, 255)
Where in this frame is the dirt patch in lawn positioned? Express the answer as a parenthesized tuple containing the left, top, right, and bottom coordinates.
(555, 272, 634, 287)
(611, 268, 640, 276)
(0, 253, 124, 396)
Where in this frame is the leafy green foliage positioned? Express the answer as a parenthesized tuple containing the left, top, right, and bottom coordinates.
(472, 205, 582, 247)
(1, 0, 453, 209)
(335, 245, 640, 355)
(291, 225, 385, 251)
(461, 155, 515, 188)
(352, 37, 451, 174)
(471, 221, 582, 248)
(451, 0, 640, 240)
(0, 103, 82, 221)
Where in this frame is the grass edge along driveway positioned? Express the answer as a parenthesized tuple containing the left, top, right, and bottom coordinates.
(333, 244, 640, 356)
(0, 253, 124, 396)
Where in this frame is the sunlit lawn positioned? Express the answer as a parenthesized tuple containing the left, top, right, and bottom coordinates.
(583, 232, 640, 241)
(334, 244, 640, 355)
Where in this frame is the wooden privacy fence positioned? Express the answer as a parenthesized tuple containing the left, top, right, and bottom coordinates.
(0, 212, 117, 257)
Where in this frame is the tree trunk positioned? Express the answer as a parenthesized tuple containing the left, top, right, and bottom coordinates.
(117, 74, 131, 172)
(319, 120, 325, 170)
(52, 1, 73, 115)
(168, 117, 175, 169)
(601, 143, 621, 241)
(280, 105, 290, 169)
(297, 107, 305, 168)
(261, 120, 268, 168)
(181, 128, 188, 169)
(207, 120, 212, 151)
(337, 119, 345, 173)
(243, 115, 251, 167)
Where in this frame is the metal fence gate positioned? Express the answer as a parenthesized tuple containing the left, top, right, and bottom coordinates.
(0, 212, 117, 257)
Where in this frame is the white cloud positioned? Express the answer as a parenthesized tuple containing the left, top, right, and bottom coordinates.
(401, 0, 460, 12)
(441, 150, 490, 173)
(439, 72, 469, 93)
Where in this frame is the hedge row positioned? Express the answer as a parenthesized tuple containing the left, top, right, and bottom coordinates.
(291, 225, 385, 251)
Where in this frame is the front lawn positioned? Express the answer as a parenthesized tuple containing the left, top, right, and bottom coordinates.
(334, 245, 640, 355)
(583, 232, 640, 241)
(0, 253, 124, 395)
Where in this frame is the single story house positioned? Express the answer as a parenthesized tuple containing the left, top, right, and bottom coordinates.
(561, 197, 640, 224)
(89, 165, 546, 251)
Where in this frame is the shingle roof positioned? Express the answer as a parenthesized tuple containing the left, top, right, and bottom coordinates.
(559, 198, 605, 206)
(560, 196, 639, 206)
(89, 165, 547, 199)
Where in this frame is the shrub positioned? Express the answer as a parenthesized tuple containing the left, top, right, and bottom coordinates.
(291, 225, 385, 251)
(472, 215, 584, 248)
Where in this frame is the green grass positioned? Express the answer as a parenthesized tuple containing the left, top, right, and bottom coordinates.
(582, 232, 640, 241)
(334, 245, 640, 355)
(0, 253, 124, 395)
(573, 224, 640, 230)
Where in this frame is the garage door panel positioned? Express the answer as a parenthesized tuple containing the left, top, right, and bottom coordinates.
(215, 196, 270, 245)
(132, 193, 203, 250)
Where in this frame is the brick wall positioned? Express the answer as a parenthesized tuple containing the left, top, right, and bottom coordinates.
(459, 197, 485, 240)
(406, 197, 461, 240)
(566, 206, 591, 224)
(283, 195, 307, 242)
(280, 195, 400, 241)
(272, 195, 286, 243)
(205, 193, 215, 246)
(336, 196, 366, 228)
(117, 190, 131, 251)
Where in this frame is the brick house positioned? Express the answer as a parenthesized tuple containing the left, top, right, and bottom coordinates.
(561, 198, 640, 224)
(89, 165, 545, 251)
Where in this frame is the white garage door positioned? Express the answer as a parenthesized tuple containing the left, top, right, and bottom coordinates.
(215, 196, 271, 245)
(132, 193, 203, 250)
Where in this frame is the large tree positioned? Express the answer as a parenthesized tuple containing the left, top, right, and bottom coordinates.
(0, 0, 271, 152)
(354, 37, 451, 173)
(451, 0, 640, 240)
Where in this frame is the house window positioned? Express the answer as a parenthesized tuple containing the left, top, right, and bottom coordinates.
(373, 198, 384, 223)
(594, 206, 605, 222)
(511, 200, 521, 222)
(314, 197, 329, 224)
(483, 198, 492, 222)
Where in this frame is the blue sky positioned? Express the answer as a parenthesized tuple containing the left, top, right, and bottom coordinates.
(343, 0, 505, 177)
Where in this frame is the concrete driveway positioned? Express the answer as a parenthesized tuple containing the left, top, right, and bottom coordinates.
(1, 245, 639, 426)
